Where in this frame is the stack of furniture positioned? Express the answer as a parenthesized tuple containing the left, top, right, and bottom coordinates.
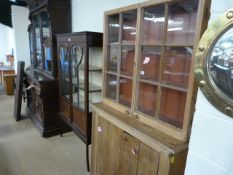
(91, 0, 211, 174)
(24, 0, 71, 137)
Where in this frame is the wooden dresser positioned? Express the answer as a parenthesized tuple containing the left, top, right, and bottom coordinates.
(91, 0, 211, 174)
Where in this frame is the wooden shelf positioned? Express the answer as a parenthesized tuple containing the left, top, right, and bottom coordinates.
(79, 64, 102, 71)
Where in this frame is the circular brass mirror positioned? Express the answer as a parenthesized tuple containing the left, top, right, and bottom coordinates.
(195, 8, 233, 117)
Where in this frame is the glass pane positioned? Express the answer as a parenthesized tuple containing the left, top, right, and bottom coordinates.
(122, 10, 137, 43)
(59, 46, 70, 99)
(107, 44, 119, 72)
(139, 47, 161, 81)
(33, 15, 42, 69)
(166, 0, 199, 45)
(120, 45, 135, 76)
(29, 28, 34, 65)
(108, 15, 119, 44)
(162, 47, 192, 88)
(41, 11, 52, 72)
(138, 82, 157, 116)
(106, 74, 117, 100)
(159, 88, 186, 128)
(71, 45, 84, 110)
(119, 77, 132, 107)
(142, 5, 165, 44)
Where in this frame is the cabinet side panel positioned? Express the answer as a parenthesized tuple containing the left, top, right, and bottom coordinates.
(137, 143, 160, 175)
(118, 132, 139, 175)
(95, 115, 109, 175)
(169, 149, 188, 175)
(106, 123, 122, 175)
(91, 112, 98, 175)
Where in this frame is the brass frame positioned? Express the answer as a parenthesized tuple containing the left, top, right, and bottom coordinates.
(195, 8, 233, 117)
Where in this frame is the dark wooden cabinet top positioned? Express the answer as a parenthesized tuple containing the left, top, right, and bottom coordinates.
(56, 32, 103, 47)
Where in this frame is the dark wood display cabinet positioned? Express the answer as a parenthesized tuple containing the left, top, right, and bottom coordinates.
(92, 0, 211, 174)
(57, 32, 103, 170)
(24, 0, 71, 137)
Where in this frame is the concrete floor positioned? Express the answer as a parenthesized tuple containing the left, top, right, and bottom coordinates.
(0, 93, 90, 175)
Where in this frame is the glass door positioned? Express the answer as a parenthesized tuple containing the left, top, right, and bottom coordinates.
(59, 46, 70, 99)
(71, 45, 85, 111)
(33, 14, 42, 69)
(41, 11, 52, 72)
(105, 10, 137, 108)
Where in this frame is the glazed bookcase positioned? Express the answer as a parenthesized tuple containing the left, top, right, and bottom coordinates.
(92, 0, 211, 175)
(57, 32, 103, 144)
(102, 0, 211, 141)
(24, 0, 71, 137)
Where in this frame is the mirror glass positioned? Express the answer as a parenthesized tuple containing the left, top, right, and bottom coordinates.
(208, 27, 233, 99)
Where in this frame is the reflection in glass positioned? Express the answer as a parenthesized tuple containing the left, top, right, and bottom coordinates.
(166, 0, 199, 45)
(120, 45, 135, 76)
(162, 47, 192, 88)
(108, 15, 119, 44)
(28, 26, 34, 65)
(122, 10, 137, 43)
(33, 15, 42, 69)
(209, 27, 233, 98)
(71, 45, 84, 109)
(59, 46, 70, 99)
(41, 11, 52, 72)
(138, 82, 157, 116)
(159, 88, 186, 128)
(107, 44, 118, 72)
(106, 74, 117, 100)
(119, 77, 132, 107)
(140, 47, 161, 81)
(142, 5, 165, 44)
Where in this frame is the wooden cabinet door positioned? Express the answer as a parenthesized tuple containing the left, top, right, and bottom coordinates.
(95, 116, 109, 175)
(137, 143, 160, 175)
(118, 132, 139, 175)
(106, 123, 122, 175)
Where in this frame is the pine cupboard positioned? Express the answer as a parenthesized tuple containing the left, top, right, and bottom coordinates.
(91, 0, 211, 174)
(92, 104, 188, 175)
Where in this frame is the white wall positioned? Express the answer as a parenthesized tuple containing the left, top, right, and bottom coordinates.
(11, 5, 30, 68)
(0, 24, 14, 62)
(185, 1, 233, 175)
(71, 0, 147, 32)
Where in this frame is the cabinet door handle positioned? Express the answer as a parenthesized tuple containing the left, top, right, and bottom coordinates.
(131, 147, 137, 156)
(97, 126, 103, 133)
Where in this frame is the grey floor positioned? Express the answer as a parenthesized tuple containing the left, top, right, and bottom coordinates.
(0, 92, 90, 175)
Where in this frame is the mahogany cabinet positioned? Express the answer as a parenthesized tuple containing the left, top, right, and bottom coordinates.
(24, 0, 71, 137)
(92, 0, 211, 174)
(57, 32, 103, 144)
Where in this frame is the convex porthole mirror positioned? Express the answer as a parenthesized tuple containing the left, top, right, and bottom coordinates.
(195, 8, 233, 117)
